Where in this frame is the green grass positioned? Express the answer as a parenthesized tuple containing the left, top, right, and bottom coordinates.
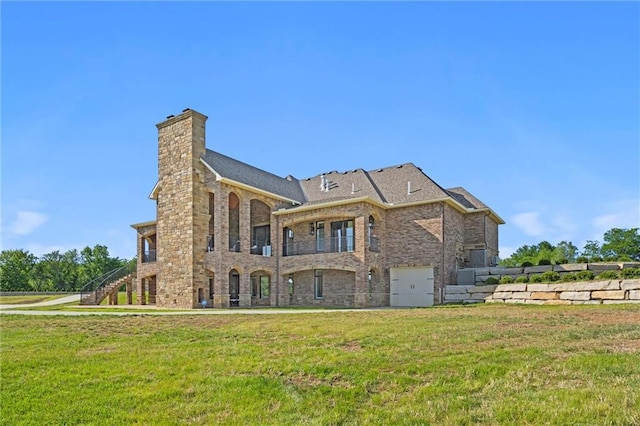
(0, 294, 68, 305)
(2, 304, 640, 425)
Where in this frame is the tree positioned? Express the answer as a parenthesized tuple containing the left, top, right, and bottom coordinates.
(32, 250, 81, 291)
(581, 240, 601, 260)
(553, 241, 578, 263)
(79, 245, 125, 286)
(601, 228, 640, 261)
(0, 249, 37, 291)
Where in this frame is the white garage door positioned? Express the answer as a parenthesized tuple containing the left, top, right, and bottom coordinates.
(390, 267, 434, 307)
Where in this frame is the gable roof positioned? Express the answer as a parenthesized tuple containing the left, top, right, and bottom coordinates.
(446, 187, 488, 210)
(201, 149, 306, 203)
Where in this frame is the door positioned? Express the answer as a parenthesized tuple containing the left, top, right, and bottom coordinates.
(229, 272, 240, 307)
(390, 267, 434, 307)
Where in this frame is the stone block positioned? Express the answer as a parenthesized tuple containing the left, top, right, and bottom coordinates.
(553, 263, 587, 272)
(603, 300, 640, 304)
(505, 299, 526, 304)
(524, 265, 553, 274)
(628, 290, 640, 300)
(560, 291, 591, 301)
(591, 290, 626, 300)
(466, 292, 493, 300)
(530, 292, 559, 300)
(468, 284, 498, 293)
(446, 285, 473, 294)
(525, 299, 545, 305)
(493, 292, 512, 299)
(587, 263, 620, 271)
(620, 263, 640, 269)
(475, 275, 492, 283)
(473, 268, 491, 277)
(445, 293, 468, 301)
(543, 300, 572, 305)
(553, 281, 620, 292)
(463, 299, 484, 304)
(495, 283, 527, 292)
(527, 284, 553, 292)
(485, 299, 504, 303)
(489, 267, 523, 275)
(621, 280, 640, 290)
(512, 292, 532, 298)
(571, 300, 602, 305)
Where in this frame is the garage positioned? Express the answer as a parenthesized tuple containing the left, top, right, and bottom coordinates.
(390, 267, 434, 307)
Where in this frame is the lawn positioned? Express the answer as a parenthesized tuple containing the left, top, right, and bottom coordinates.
(0, 294, 68, 305)
(1, 304, 639, 425)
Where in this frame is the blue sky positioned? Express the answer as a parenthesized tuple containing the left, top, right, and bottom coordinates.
(2, 2, 639, 260)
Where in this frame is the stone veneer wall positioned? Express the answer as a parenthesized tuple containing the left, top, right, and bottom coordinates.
(156, 110, 208, 309)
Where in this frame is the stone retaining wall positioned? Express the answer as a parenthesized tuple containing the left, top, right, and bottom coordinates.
(459, 262, 640, 286)
(445, 279, 640, 305)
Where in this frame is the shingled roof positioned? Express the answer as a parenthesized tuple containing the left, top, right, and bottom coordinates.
(201, 150, 307, 203)
(198, 149, 495, 217)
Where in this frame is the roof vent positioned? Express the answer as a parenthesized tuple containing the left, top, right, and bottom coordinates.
(396, 165, 403, 169)
(182, 108, 191, 112)
(166, 115, 175, 119)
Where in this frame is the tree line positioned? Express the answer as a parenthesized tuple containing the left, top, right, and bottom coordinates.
(0, 245, 133, 292)
(500, 227, 640, 267)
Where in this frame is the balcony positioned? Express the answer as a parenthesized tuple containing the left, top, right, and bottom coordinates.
(283, 236, 355, 256)
(142, 250, 156, 263)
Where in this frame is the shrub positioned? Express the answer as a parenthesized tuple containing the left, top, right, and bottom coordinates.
(515, 276, 529, 283)
(575, 270, 595, 281)
(603, 256, 617, 263)
(618, 255, 632, 262)
(620, 268, 640, 279)
(521, 261, 533, 268)
(499, 276, 513, 284)
(485, 277, 499, 285)
(560, 273, 577, 282)
(538, 259, 551, 266)
(576, 256, 589, 263)
(596, 270, 619, 280)
(541, 271, 560, 282)
(555, 258, 568, 265)
(590, 256, 603, 263)
(529, 274, 544, 283)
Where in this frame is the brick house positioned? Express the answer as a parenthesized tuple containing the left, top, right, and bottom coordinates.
(131, 109, 504, 309)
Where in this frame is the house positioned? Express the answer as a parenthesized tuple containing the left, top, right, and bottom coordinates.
(130, 108, 504, 309)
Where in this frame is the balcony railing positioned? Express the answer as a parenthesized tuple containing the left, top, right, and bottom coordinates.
(229, 238, 240, 252)
(143, 249, 156, 263)
(283, 236, 355, 256)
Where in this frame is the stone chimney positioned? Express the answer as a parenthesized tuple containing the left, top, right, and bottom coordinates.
(155, 109, 208, 308)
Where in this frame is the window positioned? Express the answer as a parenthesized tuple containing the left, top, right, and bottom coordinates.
(331, 220, 354, 252)
(251, 274, 270, 299)
(316, 221, 325, 252)
(209, 276, 214, 299)
(314, 270, 323, 299)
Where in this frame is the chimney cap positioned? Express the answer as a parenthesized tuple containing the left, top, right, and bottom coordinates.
(166, 115, 175, 119)
(182, 108, 191, 112)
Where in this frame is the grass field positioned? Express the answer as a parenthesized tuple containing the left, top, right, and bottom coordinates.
(0, 294, 68, 305)
(2, 304, 639, 425)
